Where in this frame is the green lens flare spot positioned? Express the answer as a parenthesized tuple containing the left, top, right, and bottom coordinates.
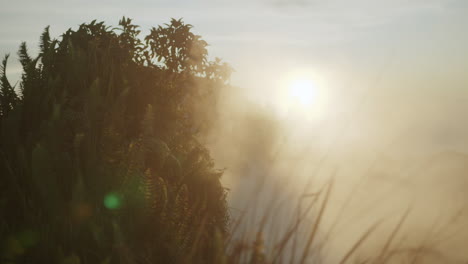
(17, 230, 39, 248)
(104, 193, 121, 210)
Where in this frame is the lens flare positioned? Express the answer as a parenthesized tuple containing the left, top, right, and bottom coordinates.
(104, 193, 121, 210)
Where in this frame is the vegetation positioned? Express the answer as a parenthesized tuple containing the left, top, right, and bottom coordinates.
(0, 17, 452, 264)
(0, 18, 231, 263)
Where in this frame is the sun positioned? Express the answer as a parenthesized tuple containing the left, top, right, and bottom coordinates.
(288, 78, 316, 107)
(273, 70, 328, 121)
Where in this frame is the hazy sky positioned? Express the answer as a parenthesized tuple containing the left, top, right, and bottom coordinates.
(2, 0, 468, 156)
(3, 1, 468, 261)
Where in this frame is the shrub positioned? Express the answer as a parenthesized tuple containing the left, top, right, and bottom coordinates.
(0, 17, 231, 263)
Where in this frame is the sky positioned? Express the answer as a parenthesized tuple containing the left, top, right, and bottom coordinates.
(2, 0, 468, 123)
(2, 1, 468, 89)
(2, 1, 468, 261)
(2, 0, 468, 90)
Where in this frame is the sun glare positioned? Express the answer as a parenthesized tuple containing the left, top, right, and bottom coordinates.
(289, 78, 315, 107)
(272, 70, 329, 121)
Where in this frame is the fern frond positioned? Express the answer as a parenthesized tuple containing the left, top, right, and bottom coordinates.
(18, 42, 32, 69)
(0, 54, 18, 116)
(39, 26, 51, 54)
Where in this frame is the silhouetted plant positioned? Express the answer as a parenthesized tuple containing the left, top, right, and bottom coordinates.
(0, 17, 231, 263)
(0, 16, 433, 264)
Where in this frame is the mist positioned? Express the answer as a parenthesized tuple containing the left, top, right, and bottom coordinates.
(2, 0, 468, 263)
(202, 34, 468, 262)
(203, 80, 468, 262)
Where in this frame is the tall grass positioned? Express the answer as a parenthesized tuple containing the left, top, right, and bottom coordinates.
(223, 180, 455, 264)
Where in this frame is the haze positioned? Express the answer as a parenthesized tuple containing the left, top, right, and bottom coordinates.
(2, 0, 468, 263)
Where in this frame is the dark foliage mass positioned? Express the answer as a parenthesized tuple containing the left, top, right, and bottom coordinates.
(0, 17, 232, 263)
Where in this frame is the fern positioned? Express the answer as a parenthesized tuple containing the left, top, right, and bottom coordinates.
(39, 26, 51, 54)
(0, 54, 18, 116)
(0, 17, 230, 263)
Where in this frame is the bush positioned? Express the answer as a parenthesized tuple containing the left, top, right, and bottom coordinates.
(0, 17, 231, 263)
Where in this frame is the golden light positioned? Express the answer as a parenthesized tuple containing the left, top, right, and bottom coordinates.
(273, 70, 329, 121)
(288, 78, 316, 107)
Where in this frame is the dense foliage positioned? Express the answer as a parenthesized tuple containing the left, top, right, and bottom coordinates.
(0, 18, 232, 263)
